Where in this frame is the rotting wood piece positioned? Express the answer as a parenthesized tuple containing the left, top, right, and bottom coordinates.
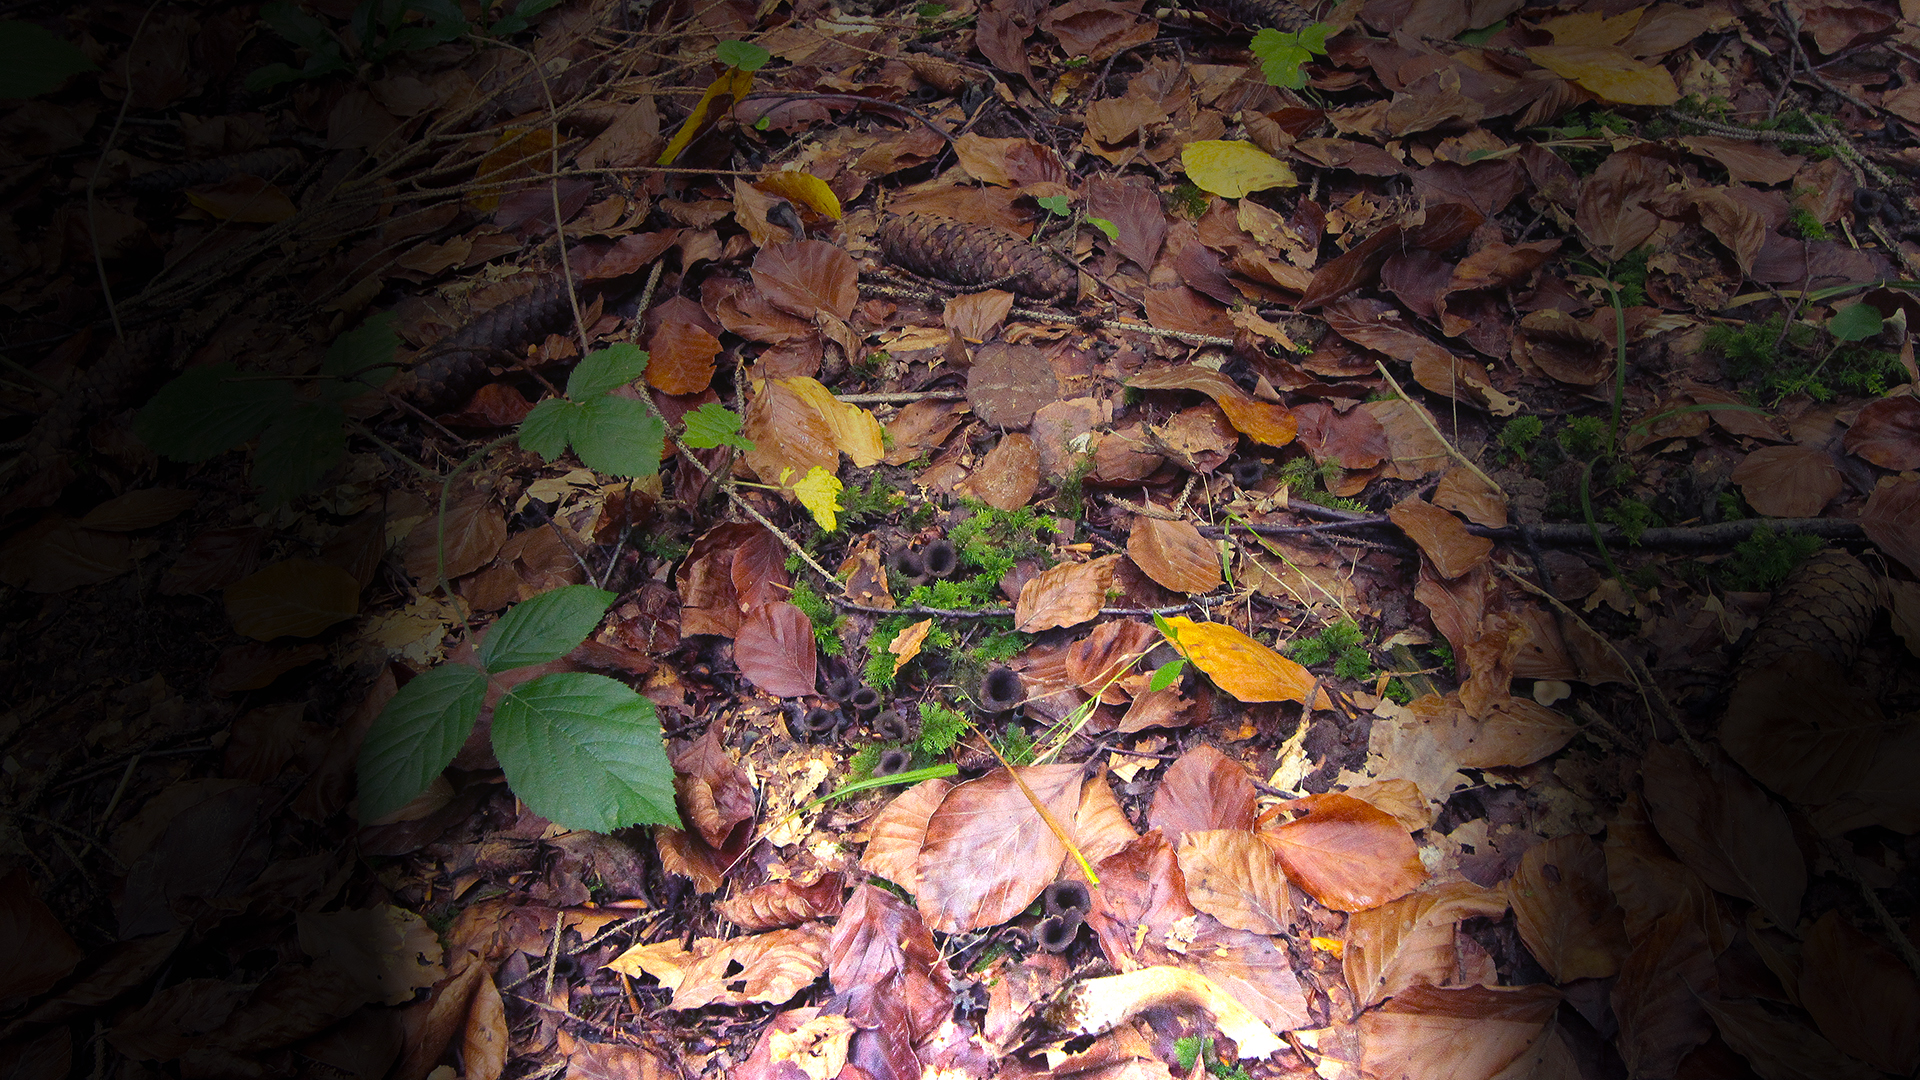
(1190, 0, 1314, 30)
(397, 279, 574, 411)
(877, 213, 1078, 301)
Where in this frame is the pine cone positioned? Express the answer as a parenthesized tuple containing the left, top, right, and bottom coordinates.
(399, 279, 574, 410)
(1192, 0, 1314, 30)
(877, 213, 1078, 300)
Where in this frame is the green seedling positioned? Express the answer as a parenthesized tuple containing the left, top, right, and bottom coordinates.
(1251, 23, 1331, 89)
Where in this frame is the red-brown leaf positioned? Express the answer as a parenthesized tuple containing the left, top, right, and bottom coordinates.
(914, 765, 1084, 933)
(1014, 554, 1121, 633)
(1126, 516, 1222, 594)
(733, 601, 818, 698)
(1389, 496, 1493, 579)
(1258, 792, 1428, 912)
(1146, 744, 1257, 845)
(1845, 395, 1920, 470)
(1730, 444, 1843, 517)
(750, 239, 858, 321)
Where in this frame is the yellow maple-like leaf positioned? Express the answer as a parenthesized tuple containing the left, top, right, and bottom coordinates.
(757, 170, 843, 220)
(1527, 45, 1678, 106)
(781, 377, 885, 468)
(790, 465, 843, 532)
(1180, 140, 1298, 199)
(658, 67, 755, 166)
(1159, 616, 1324, 706)
(888, 618, 933, 675)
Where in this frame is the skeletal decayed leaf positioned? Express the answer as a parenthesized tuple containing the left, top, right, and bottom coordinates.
(733, 601, 818, 698)
(1259, 792, 1428, 912)
(1176, 829, 1290, 936)
(1506, 834, 1629, 982)
(1015, 554, 1122, 633)
(1160, 616, 1318, 705)
(1127, 516, 1222, 594)
(914, 765, 1084, 933)
(226, 559, 361, 640)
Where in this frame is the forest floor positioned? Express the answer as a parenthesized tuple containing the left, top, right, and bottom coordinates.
(4, 0, 1920, 1078)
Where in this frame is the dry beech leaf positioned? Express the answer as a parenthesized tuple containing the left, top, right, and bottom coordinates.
(1160, 616, 1320, 706)
(750, 240, 858, 321)
(1720, 653, 1884, 805)
(1148, 744, 1258, 844)
(1506, 834, 1629, 983)
(1798, 910, 1920, 1075)
(77, 489, 198, 531)
(1259, 792, 1428, 912)
(1127, 516, 1222, 594)
(744, 377, 838, 484)
(0, 518, 132, 593)
(1389, 497, 1493, 578)
(884, 400, 967, 466)
(402, 496, 506, 581)
(675, 522, 788, 638)
(1844, 395, 1920, 470)
(944, 289, 1015, 342)
(733, 601, 818, 699)
(1526, 45, 1680, 105)
(1411, 692, 1578, 770)
(887, 618, 932, 676)
(1702, 996, 1883, 1080)
(781, 377, 884, 468)
(1015, 554, 1122, 633)
(1863, 476, 1920, 574)
(958, 432, 1041, 512)
(1176, 829, 1291, 936)
(1641, 742, 1805, 931)
(859, 778, 953, 900)
(1612, 904, 1717, 1077)
(1066, 619, 1159, 704)
(715, 874, 846, 933)
(609, 924, 830, 1010)
(1432, 467, 1508, 528)
(914, 765, 1084, 933)
(1359, 984, 1564, 1080)
(1068, 771, 1141, 874)
(226, 559, 362, 640)
(826, 883, 950, 1054)
(1344, 881, 1509, 1009)
(1052, 966, 1283, 1060)
(647, 319, 720, 396)
(1125, 367, 1297, 447)
(672, 725, 755, 851)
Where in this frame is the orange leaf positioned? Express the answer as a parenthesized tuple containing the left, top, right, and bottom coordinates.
(888, 618, 933, 676)
(1388, 496, 1493, 578)
(1730, 444, 1844, 517)
(914, 765, 1085, 933)
(647, 320, 720, 395)
(1127, 515, 1222, 594)
(1258, 792, 1428, 912)
(1014, 554, 1122, 633)
(1125, 367, 1297, 447)
(1160, 616, 1319, 705)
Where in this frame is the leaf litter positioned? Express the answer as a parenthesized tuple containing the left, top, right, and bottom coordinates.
(7, 0, 1920, 1078)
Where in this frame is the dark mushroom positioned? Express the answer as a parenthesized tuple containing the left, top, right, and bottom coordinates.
(979, 665, 1025, 712)
(1043, 880, 1092, 918)
(873, 748, 914, 777)
(848, 686, 883, 721)
(1035, 908, 1082, 953)
(920, 538, 959, 579)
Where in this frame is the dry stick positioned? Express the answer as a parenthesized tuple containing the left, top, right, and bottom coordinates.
(1823, 838, 1920, 986)
(522, 40, 593, 358)
(540, 908, 567, 1004)
(1371, 360, 1508, 499)
(85, 0, 165, 340)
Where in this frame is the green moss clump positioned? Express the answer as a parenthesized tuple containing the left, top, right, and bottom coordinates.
(1786, 206, 1829, 241)
(1706, 314, 1904, 402)
(1289, 620, 1374, 681)
(845, 743, 883, 780)
(1497, 414, 1545, 463)
(1603, 499, 1661, 545)
(789, 579, 847, 655)
(1722, 526, 1823, 590)
(915, 701, 968, 755)
(1558, 416, 1609, 459)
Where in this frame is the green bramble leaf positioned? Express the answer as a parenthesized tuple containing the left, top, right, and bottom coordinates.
(717, 39, 770, 72)
(1088, 216, 1119, 242)
(682, 401, 755, 452)
(478, 584, 616, 672)
(1829, 302, 1884, 343)
(1250, 23, 1330, 90)
(518, 397, 580, 462)
(357, 664, 488, 823)
(319, 312, 400, 395)
(570, 394, 665, 478)
(136, 363, 298, 463)
(252, 401, 347, 505)
(1037, 194, 1071, 216)
(0, 20, 97, 98)
(492, 673, 681, 831)
(566, 343, 649, 399)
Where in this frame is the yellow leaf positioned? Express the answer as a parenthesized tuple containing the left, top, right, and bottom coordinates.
(791, 465, 843, 532)
(888, 618, 933, 675)
(1527, 45, 1679, 106)
(1180, 140, 1298, 199)
(757, 170, 843, 220)
(781, 377, 885, 468)
(658, 67, 755, 166)
(469, 128, 557, 212)
(1540, 6, 1643, 46)
(1160, 616, 1323, 706)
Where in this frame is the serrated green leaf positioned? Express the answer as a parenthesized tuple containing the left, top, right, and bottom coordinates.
(492, 672, 681, 831)
(519, 397, 580, 461)
(1088, 216, 1119, 242)
(253, 401, 346, 504)
(1299, 22, 1331, 53)
(478, 584, 616, 672)
(320, 312, 400, 391)
(1149, 658, 1187, 692)
(1037, 194, 1070, 216)
(356, 664, 488, 823)
(244, 62, 310, 92)
(135, 364, 298, 463)
(566, 343, 649, 399)
(260, 1, 339, 55)
(717, 39, 770, 72)
(0, 20, 97, 98)
(682, 401, 754, 451)
(571, 394, 664, 478)
(1829, 302, 1884, 343)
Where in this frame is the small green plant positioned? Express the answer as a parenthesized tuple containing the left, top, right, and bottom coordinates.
(1786, 205, 1830, 241)
(1275, 455, 1366, 511)
(1171, 181, 1209, 219)
(845, 743, 883, 780)
(1722, 526, 1824, 590)
(1289, 620, 1375, 681)
(1706, 310, 1904, 402)
(989, 720, 1036, 766)
(0, 20, 95, 97)
(1558, 415, 1609, 459)
(1250, 23, 1331, 89)
(1497, 414, 1545, 463)
(788, 580, 847, 656)
(1717, 491, 1746, 520)
(916, 701, 968, 755)
(137, 314, 400, 504)
(1174, 1036, 1254, 1080)
(1036, 194, 1071, 216)
(1603, 498, 1661, 544)
(519, 343, 666, 478)
(358, 585, 680, 831)
(837, 476, 904, 528)
(1052, 454, 1097, 518)
(247, 0, 516, 92)
(1383, 678, 1413, 704)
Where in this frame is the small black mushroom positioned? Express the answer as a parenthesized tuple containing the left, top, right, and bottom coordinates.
(890, 547, 929, 587)
(980, 665, 1026, 712)
(1035, 908, 1082, 953)
(1043, 880, 1092, 918)
(1229, 459, 1266, 487)
(920, 538, 959, 579)
(801, 707, 841, 739)
(848, 686, 883, 721)
(873, 748, 914, 777)
(873, 708, 914, 742)
(824, 674, 861, 702)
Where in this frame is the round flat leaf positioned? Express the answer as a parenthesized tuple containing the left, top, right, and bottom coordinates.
(1844, 396, 1920, 470)
(717, 39, 770, 71)
(1180, 140, 1298, 199)
(478, 584, 616, 672)
(225, 558, 362, 640)
(1731, 445, 1843, 517)
(1127, 516, 1222, 594)
(356, 664, 488, 823)
(491, 672, 680, 832)
(1828, 302, 1884, 343)
(570, 394, 665, 478)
